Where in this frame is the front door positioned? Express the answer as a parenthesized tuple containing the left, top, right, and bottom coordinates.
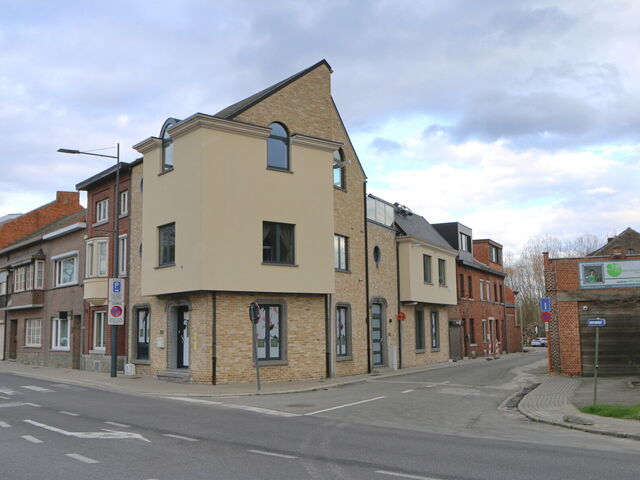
(8, 319, 17, 360)
(176, 307, 189, 369)
(371, 303, 385, 367)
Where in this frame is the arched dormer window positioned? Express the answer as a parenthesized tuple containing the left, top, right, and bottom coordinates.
(333, 148, 346, 189)
(160, 118, 179, 173)
(267, 122, 289, 170)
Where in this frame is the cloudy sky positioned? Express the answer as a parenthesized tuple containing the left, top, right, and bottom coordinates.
(1, 0, 638, 253)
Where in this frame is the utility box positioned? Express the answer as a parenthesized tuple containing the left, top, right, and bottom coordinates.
(124, 363, 136, 376)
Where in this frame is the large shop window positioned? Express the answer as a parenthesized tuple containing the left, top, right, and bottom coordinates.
(256, 304, 283, 361)
(136, 308, 150, 361)
(262, 222, 295, 265)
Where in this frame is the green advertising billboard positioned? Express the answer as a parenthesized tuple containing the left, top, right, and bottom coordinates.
(579, 260, 640, 289)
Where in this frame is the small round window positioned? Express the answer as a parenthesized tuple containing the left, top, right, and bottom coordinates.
(373, 246, 381, 266)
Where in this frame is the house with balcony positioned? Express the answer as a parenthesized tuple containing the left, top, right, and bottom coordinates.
(0, 210, 86, 367)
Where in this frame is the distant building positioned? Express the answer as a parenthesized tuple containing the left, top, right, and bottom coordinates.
(544, 227, 640, 375)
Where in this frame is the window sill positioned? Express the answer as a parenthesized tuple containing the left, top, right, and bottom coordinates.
(438, 284, 447, 288)
(431, 348, 441, 352)
(51, 348, 70, 352)
(333, 185, 347, 192)
(262, 262, 298, 268)
(119, 213, 129, 219)
(89, 349, 105, 355)
(133, 359, 150, 365)
(93, 220, 108, 227)
(423, 281, 433, 286)
(266, 166, 293, 174)
(335, 268, 351, 274)
(257, 359, 288, 366)
(158, 168, 174, 176)
(155, 263, 176, 269)
(415, 349, 426, 354)
(470, 343, 477, 347)
(23, 345, 42, 349)
(54, 282, 79, 289)
(336, 355, 353, 362)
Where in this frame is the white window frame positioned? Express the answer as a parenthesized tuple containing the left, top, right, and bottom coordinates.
(0, 270, 6, 295)
(96, 199, 109, 223)
(85, 240, 94, 277)
(120, 191, 129, 216)
(479, 279, 484, 301)
(118, 234, 127, 276)
(93, 311, 106, 351)
(35, 260, 44, 289)
(25, 263, 34, 290)
(14, 265, 26, 292)
(334, 234, 348, 271)
(25, 318, 41, 347)
(52, 251, 79, 288)
(486, 281, 491, 302)
(51, 316, 70, 351)
(97, 240, 108, 277)
(482, 319, 488, 343)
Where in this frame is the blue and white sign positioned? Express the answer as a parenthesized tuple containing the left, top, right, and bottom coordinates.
(108, 278, 126, 325)
(587, 318, 606, 327)
(112, 280, 121, 293)
(540, 297, 551, 313)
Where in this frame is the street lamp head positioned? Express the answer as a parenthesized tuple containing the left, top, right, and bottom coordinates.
(57, 148, 81, 154)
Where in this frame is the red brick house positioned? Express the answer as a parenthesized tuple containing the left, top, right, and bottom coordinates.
(544, 227, 640, 376)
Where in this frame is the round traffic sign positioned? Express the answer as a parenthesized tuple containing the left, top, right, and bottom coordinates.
(397, 312, 406, 322)
(541, 311, 551, 322)
(110, 305, 123, 318)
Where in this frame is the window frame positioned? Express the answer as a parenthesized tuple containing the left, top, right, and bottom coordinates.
(158, 222, 176, 267)
(459, 232, 472, 252)
(255, 301, 288, 365)
(51, 316, 70, 351)
(120, 190, 129, 216)
(162, 130, 174, 172)
(25, 318, 41, 347)
(415, 309, 426, 352)
(13, 264, 27, 292)
(92, 311, 106, 351)
(118, 234, 127, 276)
(333, 149, 346, 190)
(267, 122, 290, 171)
(0, 270, 6, 295)
(423, 254, 432, 283)
(480, 279, 485, 301)
(52, 252, 79, 288)
(336, 304, 352, 360)
(262, 222, 295, 266)
(467, 275, 473, 298)
(134, 307, 151, 362)
(459, 273, 465, 297)
(96, 199, 109, 224)
(430, 310, 440, 350)
(334, 234, 349, 271)
(438, 258, 446, 286)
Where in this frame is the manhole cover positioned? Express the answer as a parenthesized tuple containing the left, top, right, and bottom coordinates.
(287, 404, 315, 408)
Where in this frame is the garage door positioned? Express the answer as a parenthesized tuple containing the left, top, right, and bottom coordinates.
(579, 308, 640, 376)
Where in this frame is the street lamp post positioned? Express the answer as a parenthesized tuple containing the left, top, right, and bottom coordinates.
(58, 144, 121, 377)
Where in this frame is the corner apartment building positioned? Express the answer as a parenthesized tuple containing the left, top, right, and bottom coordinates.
(544, 227, 640, 376)
(75, 163, 134, 372)
(0, 210, 86, 366)
(433, 222, 512, 358)
(129, 60, 369, 383)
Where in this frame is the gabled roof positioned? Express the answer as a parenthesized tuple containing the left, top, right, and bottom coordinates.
(395, 212, 455, 252)
(215, 60, 332, 120)
(588, 227, 640, 256)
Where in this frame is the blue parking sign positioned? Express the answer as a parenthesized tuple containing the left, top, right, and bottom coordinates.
(113, 281, 121, 293)
(540, 297, 551, 312)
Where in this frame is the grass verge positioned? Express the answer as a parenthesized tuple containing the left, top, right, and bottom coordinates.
(579, 404, 640, 420)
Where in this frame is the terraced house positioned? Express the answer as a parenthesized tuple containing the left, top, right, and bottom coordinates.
(129, 60, 369, 383)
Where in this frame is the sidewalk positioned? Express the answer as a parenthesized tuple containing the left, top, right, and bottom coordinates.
(0, 357, 466, 398)
(518, 374, 640, 440)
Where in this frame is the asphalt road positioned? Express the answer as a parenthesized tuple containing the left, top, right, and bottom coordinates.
(0, 352, 638, 480)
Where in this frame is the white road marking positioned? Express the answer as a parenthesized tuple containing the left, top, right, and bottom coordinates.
(164, 396, 300, 418)
(22, 385, 54, 393)
(104, 421, 130, 428)
(66, 453, 99, 464)
(24, 419, 150, 442)
(0, 395, 10, 400)
(0, 402, 39, 409)
(0, 388, 16, 395)
(59, 411, 80, 417)
(376, 470, 443, 480)
(0, 421, 10, 428)
(23, 403, 41, 407)
(401, 389, 414, 394)
(21, 435, 43, 444)
(304, 396, 387, 416)
(248, 449, 298, 459)
(163, 433, 199, 442)
(50, 383, 87, 391)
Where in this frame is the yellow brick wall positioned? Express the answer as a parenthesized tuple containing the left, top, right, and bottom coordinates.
(401, 304, 451, 367)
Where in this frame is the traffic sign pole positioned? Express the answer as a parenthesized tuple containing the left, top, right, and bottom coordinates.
(249, 302, 261, 392)
(593, 326, 600, 405)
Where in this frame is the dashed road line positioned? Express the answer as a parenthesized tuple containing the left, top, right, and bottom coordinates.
(0, 421, 10, 428)
(50, 383, 87, 391)
(66, 453, 99, 464)
(248, 449, 298, 459)
(22, 385, 54, 393)
(304, 396, 387, 416)
(0, 395, 10, 400)
(0, 388, 16, 395)
(163, 433, 199, 442)
(24, 419, 149, 442)
(401, 389, 414, 394)
(60, 411, 80, 417)
(104, 421, 130, 428)
(376, 470, 442, 480)
(164, 396, 300, 418)
(0, 402, 40, 409)
(21, 435, 43, 444)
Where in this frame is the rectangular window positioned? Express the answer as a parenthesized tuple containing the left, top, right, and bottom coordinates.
(366, 196, 395, 227)
(500, 285, 504, 303)
(438, 258, 446, 286)
(257, 304, 282, 361)
(480, 280, 484, 301)
(25, 319, 41, 347)
(120, 191, 129, 216)
(494, 283, 498, 303)
(14, 265, 26, 292)
(459, 273, 464, 297)
(482, 319, 488, 343)
(469, 318, 475, 343)
(430, 311, 440, 349)
(97, 240, 108, 276)
(136, 308, 150, 360)
(51, 316, 70, 350)
(35, 260, 44, 289)
(486, 281, 491, 302)
(333, 165, 345, 189)
(159, 223, 176, 266)
(163, 139, 174, 172)
(0, 271, 6, 295)
(25, 263, 34, 290)
(336, 306, 350, 358)
(459, 232, 472, 252)
(54, 254, 78, 287)
(96, 199, 108, 223)
(496, 320, 501, 341)
(490, 245, 502, 264)
(468, 275, 472, 298)
(86, 241, 94, 277)
(118, 235, 127, 276)
(262, 222, 294, 265)
(423, 254, 432, 283)
(93, 311, 106, 351)
(334, 235, 348, 271)
(415, 310, 425, 351)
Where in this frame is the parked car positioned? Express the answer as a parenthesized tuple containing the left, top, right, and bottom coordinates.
(531, 337, 547, 347)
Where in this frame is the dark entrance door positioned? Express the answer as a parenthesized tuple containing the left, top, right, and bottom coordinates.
(371, 303, 385, 366)
(8, 319, 17, 360)
(449, 322, 463, 361)
(176, 307, 189, 369)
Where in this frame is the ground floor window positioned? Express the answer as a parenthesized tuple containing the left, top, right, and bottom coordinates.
(52, 316, 70, 350)
(336, 305, 350, 358)
(93, 311, 106, 351)
(257, 304, 282, 361)
(430, 311, 440, 350)
(482, 319, 488, 343)
(25, 318, 41, 347)
(136, 308, 150, 360)
(415, 310, 425, 351)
